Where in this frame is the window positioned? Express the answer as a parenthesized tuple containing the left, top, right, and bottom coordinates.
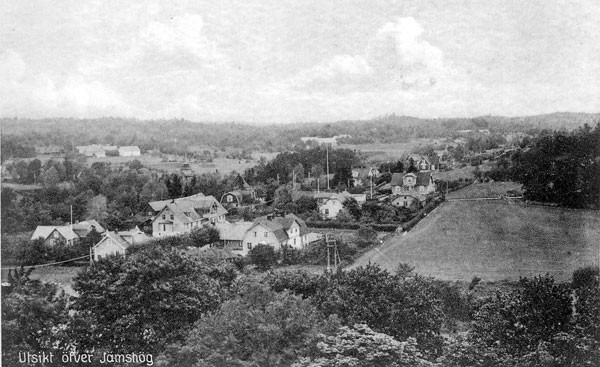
(293, 239, 296, 245)
(162, 214, 166, 220)
(247, 243, 252, 249)
(325, 209, 329, 215)
(170, 214, 174, 220)
(254, 231, 257, 237)
(264, 232, 268, 237)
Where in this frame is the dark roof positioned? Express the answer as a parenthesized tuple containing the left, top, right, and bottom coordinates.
(390, 172, 432, 187)
(390, 173, 404, 186)
(415, 172, 432, 186)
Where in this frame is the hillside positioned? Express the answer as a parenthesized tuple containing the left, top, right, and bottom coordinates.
(350, 200, 600, 281)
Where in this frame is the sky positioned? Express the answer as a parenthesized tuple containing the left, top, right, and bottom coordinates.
(1, 0, 599, 123)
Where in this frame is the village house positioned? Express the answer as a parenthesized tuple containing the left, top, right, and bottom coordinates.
(214, 221, 254, 255)
(118, 146, 141, 157)
(389, 172, 437, 208)
(220, 179, 257, 209)
(93, 227, 151, 261)
(390, 193, 422, 209)
(76, 145, 118, 157)
(149, 193, 228, 237)
(241, 213, 317, 254)
(31, 220, 106, 246)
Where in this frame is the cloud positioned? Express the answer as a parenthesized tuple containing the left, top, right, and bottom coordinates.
(140, 14, 221, 61)
(367, 17, 445, 89)
(277, 17, 446, 94)
(0, 50, 134, 118)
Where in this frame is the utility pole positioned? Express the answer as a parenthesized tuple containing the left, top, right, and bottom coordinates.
(325, 233, 338, 273)
(326, 144, 330, 190)
(368, 167, 373, 199)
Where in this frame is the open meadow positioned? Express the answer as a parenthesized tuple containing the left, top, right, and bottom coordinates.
(351, 199, 600, 282)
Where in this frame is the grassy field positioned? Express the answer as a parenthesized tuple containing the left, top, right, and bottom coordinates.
(350, 199, 600, 282)
(446, 181, 523, 199)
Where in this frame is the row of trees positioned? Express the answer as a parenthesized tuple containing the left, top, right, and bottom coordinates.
(484, 123, 600, 208)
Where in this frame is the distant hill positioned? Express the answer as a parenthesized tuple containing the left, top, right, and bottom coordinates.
(1, 113, 598, 159)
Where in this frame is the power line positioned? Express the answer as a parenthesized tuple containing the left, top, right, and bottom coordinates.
(1, 254, 90, 270)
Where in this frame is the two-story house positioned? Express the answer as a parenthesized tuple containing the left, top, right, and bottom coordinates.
(390, 172, 436, 208)
(240, 213, 312, 255)
(150, 194, 228, 237)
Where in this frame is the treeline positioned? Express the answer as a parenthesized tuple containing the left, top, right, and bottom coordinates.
(244, 146, 359, 190)
(484, 123, 600, 208)
(3, 238, 599, 366)
(3, 113, 597, 161)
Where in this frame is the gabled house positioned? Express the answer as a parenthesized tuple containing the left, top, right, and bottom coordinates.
(93, 227, 151, 261)
(30, 226, 80, 246)
(150, 194, 228, 237)
(30, 220, 106, 246)
(214, 221, 254, 254)
(71, 220, 106, 238)
(390, 172, 436, 208)
(390, 193, 421, 209)
(241, 213, 311, 254)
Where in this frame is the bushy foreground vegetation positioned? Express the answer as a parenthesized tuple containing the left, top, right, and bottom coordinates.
(3, 235, 599, 366)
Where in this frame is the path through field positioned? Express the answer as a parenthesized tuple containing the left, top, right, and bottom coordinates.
(350, 200, 600, 282)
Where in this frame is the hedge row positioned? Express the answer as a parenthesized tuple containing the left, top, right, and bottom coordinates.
(306, 221, 398, 232)
(306, 221, 361, 230)
(401, 197, 442, 232)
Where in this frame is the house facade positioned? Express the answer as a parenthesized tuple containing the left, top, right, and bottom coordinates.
(389, 172, 436, 208)
(390, 194, 421, 209)
(93, 227, 151, 261)
(30, 226, 80, 246)
(319, 198, 344, 219)
(241, 214, 311, 255)
(150, 194, 227, 237)
(31, 221, 106, 246)
(118, 146, 141, 157)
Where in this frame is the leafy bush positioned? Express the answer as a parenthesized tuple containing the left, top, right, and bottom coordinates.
(71, 246, 226, 353)
(160, 283, 340, 367)
(249, 243, 278, 271)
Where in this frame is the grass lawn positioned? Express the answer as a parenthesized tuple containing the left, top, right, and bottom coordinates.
(350, 199, 600, 282)
(446, 181, 523, 199)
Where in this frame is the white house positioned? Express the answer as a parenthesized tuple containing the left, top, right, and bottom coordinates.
(319, 197, 345, 219)
(93, 227, 151, 261)
(118, 146, 141, 157)
(241, 214, 313, 255)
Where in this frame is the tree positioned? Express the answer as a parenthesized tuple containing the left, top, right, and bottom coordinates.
(86, 194, 108, 221)
(41, 166, 60, 187)
(342, 197, 361, 221)
(293, 324, 433, 367)
(355, 225, 377, 248)
(2, 267, 71, 366)
(71, 246, 224, 352)
(187, 225, 220, 247)
(273, 184, 294, 211)
(249, 244, 278, 271)
(295, 196, 318, 214)
(160, 283, 339, 367)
